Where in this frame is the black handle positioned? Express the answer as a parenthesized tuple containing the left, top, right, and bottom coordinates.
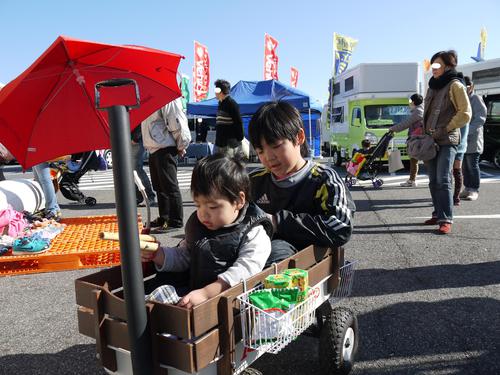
(95, 78, 140, 110)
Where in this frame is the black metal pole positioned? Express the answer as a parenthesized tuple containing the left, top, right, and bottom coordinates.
(107, 105, 153, 374)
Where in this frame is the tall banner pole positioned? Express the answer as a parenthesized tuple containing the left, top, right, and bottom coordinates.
(329, 32, 337, 160)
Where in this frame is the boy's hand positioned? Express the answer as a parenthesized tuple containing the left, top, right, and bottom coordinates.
(177, 288, 209, 309)
(140, 245, 165, 266)
(177, 279, 229, 309)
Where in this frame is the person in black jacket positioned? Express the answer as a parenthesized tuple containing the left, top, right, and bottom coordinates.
(214, 79, 244, 157)
(249, 101, 355, 264)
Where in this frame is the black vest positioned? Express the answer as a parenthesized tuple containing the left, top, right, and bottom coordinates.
(184, 202, 273, 290)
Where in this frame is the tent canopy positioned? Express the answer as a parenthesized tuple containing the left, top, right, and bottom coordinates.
(187, 79, 323, 157)
(187, 79, 321, 116)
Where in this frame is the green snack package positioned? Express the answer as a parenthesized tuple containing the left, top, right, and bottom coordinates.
(248, 287, 300, 311)
(264, 274, 292, 289)
(283, 269, 309, 302)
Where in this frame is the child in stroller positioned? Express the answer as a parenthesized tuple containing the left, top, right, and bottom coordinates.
(50, 151, 102, 206)
(345, 132, 393, 188)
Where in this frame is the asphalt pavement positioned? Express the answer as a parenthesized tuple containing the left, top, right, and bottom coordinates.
(0, 162, 499, 375)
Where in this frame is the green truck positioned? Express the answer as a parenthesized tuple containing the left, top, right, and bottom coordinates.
(323, 62, 419, 165)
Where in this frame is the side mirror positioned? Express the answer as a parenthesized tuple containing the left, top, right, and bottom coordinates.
(352, 117, 362, 127)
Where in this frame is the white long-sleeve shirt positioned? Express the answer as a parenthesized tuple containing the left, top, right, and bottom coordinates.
(141, 97, 191, 154)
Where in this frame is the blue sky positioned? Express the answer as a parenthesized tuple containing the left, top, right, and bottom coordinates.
(1, 0, 499, 104)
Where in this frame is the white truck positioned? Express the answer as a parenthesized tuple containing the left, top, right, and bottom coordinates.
(323, 62, 419, 165)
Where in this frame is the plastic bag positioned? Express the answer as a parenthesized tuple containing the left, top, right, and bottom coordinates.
(388, 149, 404, 173)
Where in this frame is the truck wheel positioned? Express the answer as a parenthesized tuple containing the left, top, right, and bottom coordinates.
(331, 149, 342, 167)
(319, 307, 358, 375)
(241, 368, 263, 375)
(493, 149, 500, 169)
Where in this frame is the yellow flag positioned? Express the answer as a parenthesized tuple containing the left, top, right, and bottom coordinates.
(333, 33, 358, 77)
(480, 27, 487, 58)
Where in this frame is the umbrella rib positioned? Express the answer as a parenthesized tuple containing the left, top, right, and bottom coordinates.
(25, 65, 75, 163)
(40, 67, 75, 112)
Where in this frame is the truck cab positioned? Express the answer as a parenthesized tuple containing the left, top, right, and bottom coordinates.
(324, 63, 418, 165)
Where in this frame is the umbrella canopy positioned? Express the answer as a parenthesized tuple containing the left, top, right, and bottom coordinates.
(0, 35, 182, 168)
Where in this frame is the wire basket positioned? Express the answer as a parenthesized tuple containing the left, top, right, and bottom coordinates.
(237, 285, 317, 354)
(330, 260, 357, 304)
(237, 260, 357, 355)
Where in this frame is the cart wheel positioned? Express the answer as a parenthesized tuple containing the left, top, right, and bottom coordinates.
(241, 368, 263, 375)
(319, 307, 358, 375)
(85, 196, 97, 206)
(372, 179, 383, 188)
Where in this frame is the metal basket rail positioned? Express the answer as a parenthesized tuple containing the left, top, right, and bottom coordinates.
(330, 260, 357, 303)
(237, 260, 357, 355)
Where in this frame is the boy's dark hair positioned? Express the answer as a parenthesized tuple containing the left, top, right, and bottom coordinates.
(191, 154, 250, 202)
(464, 75, 473, 86)
(214, 79, 231, 95)
(361, 139, 371, 148)
(248, 101, 309, 157)
(430, 50, 458, 68)
(410, 93, 423, 106)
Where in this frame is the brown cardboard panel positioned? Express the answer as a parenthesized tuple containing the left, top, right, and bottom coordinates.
(76, 266, 123, 289)
(76, 285, 128, 321)
(156, 334, 195, 373)
(77, 307, 94, 338)
(193, 329, 220, 371)
(149, 302, 192, 339)
(103, 319, 130, 351)
(292, 245, 332, 269)
(308, 255, 333, 287)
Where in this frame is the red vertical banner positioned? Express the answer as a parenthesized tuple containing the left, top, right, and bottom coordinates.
(193, 41, 210, 102)
(264, 33, 279, 80)
(290, 67, 299, 88)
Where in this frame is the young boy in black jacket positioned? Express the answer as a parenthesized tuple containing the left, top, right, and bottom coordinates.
(248, 101, 355, 264)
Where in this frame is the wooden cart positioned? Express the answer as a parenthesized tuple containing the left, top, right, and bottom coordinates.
(75, 245, 358, 375)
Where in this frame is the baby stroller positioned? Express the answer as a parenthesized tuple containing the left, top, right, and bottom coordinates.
(345, 131, 393, 188)
(50, 151, 101, 206)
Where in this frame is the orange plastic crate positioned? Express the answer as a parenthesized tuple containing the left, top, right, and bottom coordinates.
(0, 215, 142, 276)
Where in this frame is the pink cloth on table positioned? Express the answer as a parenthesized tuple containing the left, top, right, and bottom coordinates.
(0, 204, 28, 237)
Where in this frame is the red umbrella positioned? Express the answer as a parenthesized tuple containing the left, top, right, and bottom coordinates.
(0, 35, 183, 168)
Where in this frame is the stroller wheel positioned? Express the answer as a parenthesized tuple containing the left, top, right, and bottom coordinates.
(85, 196, 97, 206)
(373, 179, 383, 188)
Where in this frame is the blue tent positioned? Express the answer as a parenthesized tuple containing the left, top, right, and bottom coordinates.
(187, 80, 322, 156)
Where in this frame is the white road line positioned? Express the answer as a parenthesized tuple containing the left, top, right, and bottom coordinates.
(413, 214, 500, 219)
(77, 170, 192, 191)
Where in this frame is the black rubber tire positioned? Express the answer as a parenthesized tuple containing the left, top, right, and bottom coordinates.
(241, 368, 263, 375)
(493, 149, 500, 169)
(85, 196, 97, 206)
(319, 307, 359, 375)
